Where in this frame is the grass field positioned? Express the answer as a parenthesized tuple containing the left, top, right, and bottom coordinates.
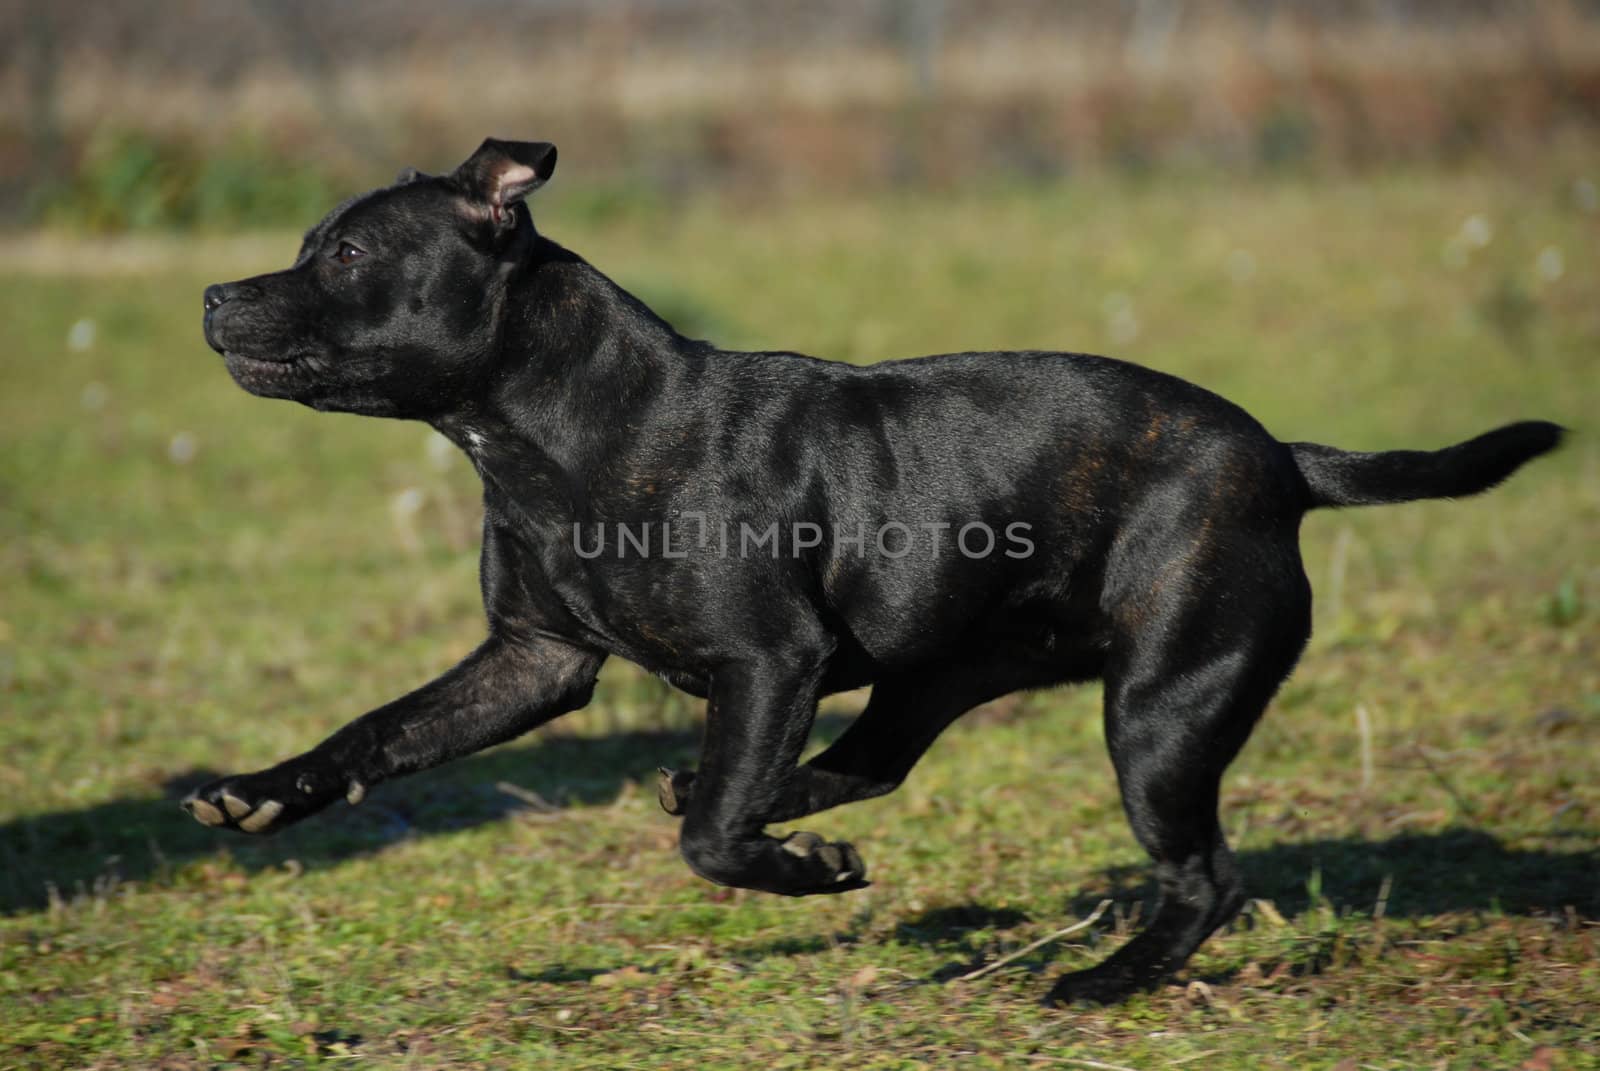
(1, 163, 1597, 1069)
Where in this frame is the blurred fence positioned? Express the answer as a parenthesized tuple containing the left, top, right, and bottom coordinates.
(3, 0, 1600, 228)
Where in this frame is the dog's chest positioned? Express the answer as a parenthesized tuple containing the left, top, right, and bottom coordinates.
(482, 489, 718, 673)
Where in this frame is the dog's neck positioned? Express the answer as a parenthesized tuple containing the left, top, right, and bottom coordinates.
(432, 235, 700, 482)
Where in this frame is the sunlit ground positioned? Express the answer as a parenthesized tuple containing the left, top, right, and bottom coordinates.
(2, 161, 1596, 1068)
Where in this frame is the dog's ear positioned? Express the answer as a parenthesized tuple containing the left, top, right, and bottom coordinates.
(395, 166, 426, 184)
(452, 139, 557, 224)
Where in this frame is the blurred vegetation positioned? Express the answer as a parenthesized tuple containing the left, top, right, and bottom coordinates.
(35, 131, 338, 233)
(7, 1, 1600, 230)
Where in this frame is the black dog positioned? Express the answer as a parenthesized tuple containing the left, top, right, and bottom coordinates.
(191, 138, 1561, 1003)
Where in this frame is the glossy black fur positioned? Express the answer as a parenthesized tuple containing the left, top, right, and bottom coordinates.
(189, 139, 1563, 1004)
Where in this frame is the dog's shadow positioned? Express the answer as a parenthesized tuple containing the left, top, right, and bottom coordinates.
(0, 722, 712, 915)
(4, 720, 1594, 944)
(1067, 827, 1598, 922)
(886, 828, 1596, 983)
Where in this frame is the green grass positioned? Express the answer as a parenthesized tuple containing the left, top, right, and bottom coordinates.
(2, 162, 1597, 1069)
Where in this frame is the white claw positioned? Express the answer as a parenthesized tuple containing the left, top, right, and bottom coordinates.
(220, 791, 252, 819)
(346, 781, 366, 806)
(782, 831, 823, 857)
(187, 797, 225, 826)
(238, 799, 284, 833)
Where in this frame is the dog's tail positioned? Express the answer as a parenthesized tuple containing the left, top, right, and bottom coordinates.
(1289, 421, 1564, 510)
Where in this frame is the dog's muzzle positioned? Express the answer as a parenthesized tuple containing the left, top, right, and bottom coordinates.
(202, 282, 267, 356)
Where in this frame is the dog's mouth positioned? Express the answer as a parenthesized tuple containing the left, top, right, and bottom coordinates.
(223, 348, 299, 368)
(221, 349, 313, 397)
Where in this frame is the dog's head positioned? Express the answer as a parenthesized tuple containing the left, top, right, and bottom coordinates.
(202, 139, 557, 417)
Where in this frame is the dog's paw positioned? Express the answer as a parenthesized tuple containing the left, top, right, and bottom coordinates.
(776, 830, 868, 894)
(182, 763, 361, 835)
(1043, 961, 1161, 1008)
(182, 777, 291, 834)
(656, 767, 696, 816)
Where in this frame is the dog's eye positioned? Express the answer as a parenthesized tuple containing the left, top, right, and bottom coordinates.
(332, 241, 367, 266)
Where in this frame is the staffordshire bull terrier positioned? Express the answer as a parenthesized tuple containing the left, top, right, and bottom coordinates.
(191, 138, 1562, 1003)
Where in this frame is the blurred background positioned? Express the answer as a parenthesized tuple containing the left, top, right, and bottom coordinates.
(5, 0, 1600, 227)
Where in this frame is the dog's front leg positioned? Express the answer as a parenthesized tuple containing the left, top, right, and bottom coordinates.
(183, 635, 602, 834)
(676, 649, 868, 895)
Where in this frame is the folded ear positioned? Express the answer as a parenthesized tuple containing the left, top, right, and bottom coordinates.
(452, 139, 558, 223)
(395, 166, 426, 184)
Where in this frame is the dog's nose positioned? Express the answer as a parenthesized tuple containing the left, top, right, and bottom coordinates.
(203, 285, 229, 312)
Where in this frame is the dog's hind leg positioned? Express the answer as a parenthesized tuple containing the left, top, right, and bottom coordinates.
(659, 654, 1073, 822)
(1048, 539, 1311, 1005)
